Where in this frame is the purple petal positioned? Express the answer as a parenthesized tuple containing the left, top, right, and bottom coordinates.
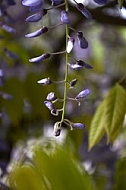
(83, 62, 93, 69)
(2, 24, 16, 33)
(51, 0, 63, 6)
(77, 32, 88, 49)
(68, 63, 82, 70)
(26, 10, 47, 22)
(46, 92, 57, 101)
(54, 122, 61, 136)
(72, 123, 85, 129)
(77, 3, 92, 19)
(93, 0, 107, 5)
(29, 53, 50, 62)
(61, 10, 70, 24)
(75, 89, 91, 100)
(3, 48, 18, 60)
(70, 79, 78, 88)
(37, 78, 52, 85)
(22, 0, 42, 6)
(25, 26, 48, 38)
(67, 37, 75, 53)
(44, 101, 54, 111)
(77, 60, 93, 69)
(29, 2, 43, 12)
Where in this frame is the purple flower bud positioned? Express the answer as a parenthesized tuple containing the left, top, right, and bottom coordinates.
(68, 63, 82, 70)
(77, 32, 88, 49)
(93, 0, 107, 5)
(75, 89, 91, 100)
(70, 79, 78, 88)
(26, 9, 47, 22)
(46, 92, 57, 101)
(2, 24, 16, 33)
(0, 92, 13, 100)
(44, 101, 54, 111)
(67, 37, 75, 53)
(51, 0, 63, 6)
(83, 62, 93, 69)
(22, 0, 42, 7)
(77, 60, 93, 69)
(37, 78, 52, 85)
(25, 26, 48, 38)
(77, 3, 92, 19)
(61, 10, 70, 24)
(29, 53, 50, 62)
(72, 123, 85, 129)
(3, 48, 18, 60)
(29, 2, 43, 12)
(54, 122, 61, 136)
(44, 101, 59, 116)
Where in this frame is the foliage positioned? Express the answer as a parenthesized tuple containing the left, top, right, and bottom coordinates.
(9, 140, 93, 190)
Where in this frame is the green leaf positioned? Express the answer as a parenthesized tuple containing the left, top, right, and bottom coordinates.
(33, 142, 93, 190)
(118, 0, 124, 9)
(114, 158, 126, 190)
(88, 101, 105, 150)
(9, 164, 46, 190)
(104, 84, 126, 143)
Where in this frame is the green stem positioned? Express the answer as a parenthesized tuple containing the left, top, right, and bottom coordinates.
(61, 0, 69, 123)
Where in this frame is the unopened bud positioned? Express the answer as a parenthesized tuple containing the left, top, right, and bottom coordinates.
(70, 79, 78, 88)
(25, 26, 48, 38)
(67, 37, 75, 53)
(61, 10, 70, 24)
(77, 3, 92, 19)
(46, 92, 57, 102)
(75, 89, 91, 100)
(37, 78, 52, 85)
(77, 31, 88, 49)
(72, 123, 85, 129)
(29, 53, 50, 62)
(54, 122, 61, 136)
(22, 0, 42, 7)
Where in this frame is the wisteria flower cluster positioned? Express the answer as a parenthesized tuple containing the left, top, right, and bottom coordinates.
(22, 0, 107, 136)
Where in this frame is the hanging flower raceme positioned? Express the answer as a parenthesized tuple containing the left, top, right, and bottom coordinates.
(21, 0, 94, 136)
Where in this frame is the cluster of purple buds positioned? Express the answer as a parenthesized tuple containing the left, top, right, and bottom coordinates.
(21, 0, 108, 136)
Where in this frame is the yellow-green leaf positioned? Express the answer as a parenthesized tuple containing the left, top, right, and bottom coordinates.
(118, 0, 124, 9)
(88, 101, 105, 150)
(9, 165, 46, 190)
(104, 84, 126, 143)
